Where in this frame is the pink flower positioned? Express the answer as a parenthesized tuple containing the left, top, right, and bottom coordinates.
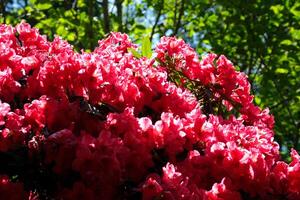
(0, 101, 10, 126)
(0, 22, 297, 200)
(288, 149, 300, 194)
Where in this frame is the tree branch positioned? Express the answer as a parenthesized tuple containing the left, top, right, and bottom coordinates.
(150, 0, 164, 42)
(115, 0, 124, 32)
(0, 0, 8, 23)
(173, 0, 185, 35)
(87, 0, 94, 49)
(103, 0, 110, 34)
(173, 0, 178, 33)
(269, 96, 294, 110)
(70, 0, 83, 49)
(263, 57, 300, 149)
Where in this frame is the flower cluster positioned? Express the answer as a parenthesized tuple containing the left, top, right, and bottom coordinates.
(0, 22, 299, 200)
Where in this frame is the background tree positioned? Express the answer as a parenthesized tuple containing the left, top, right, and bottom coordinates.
(1, 0, 299, 159)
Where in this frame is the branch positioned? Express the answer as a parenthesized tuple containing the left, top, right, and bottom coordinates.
(173, 0, 178, 32)
(124, 0, 129, 32)
(265, 59, 300, 149)
(150, 0, 164, 42)
(115, 0, 124, 32)
(173, 0, 185, 35)
(269, 96, 294, 110)
(103, 0, 110, 34)
(0, 0, 8, 23)
(158, 56, 242, 116)
(87, 0, 94, 49)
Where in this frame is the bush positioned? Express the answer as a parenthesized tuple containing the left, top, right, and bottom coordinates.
(0, 22, 299, 200)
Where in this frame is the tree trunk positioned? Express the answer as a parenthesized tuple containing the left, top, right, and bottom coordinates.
(103, 0, 110, 34)
(87, 0, 94, 49)
(116, 0, 123, 32)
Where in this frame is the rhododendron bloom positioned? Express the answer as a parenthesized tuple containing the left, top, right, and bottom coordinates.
(0, 22, 299, 200)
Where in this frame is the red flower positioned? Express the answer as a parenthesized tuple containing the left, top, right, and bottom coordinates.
(0, 175, 27, 200)
(0, 22, 298, 200)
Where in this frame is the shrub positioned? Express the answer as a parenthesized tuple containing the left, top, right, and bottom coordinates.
(0, 22, 299, 200)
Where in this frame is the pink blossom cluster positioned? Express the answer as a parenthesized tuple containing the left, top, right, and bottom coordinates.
(0, 22, 299, 200)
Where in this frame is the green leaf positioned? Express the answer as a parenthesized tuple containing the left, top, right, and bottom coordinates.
(128, 48, 142, 59)
(36, 3, 52, 10)
(57, 25, 67, 36)
(67, 32, 76, 41)
(290, 28, 300, 40)
(135, 24, 146, 30)
(291, 2, 300, 18)
(141, 36, 152, 58)
(255, 96, 262, 105)
(275, 68, 289, 74)
(270, 5, 284, 14)
(280, 39, 293, 45)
